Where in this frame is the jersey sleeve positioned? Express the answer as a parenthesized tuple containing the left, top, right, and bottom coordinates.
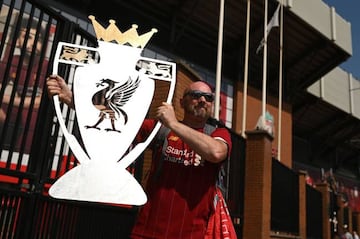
(212, 127, 232, 158)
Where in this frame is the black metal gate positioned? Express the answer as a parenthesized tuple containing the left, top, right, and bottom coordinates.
(0, 0, 139, 238)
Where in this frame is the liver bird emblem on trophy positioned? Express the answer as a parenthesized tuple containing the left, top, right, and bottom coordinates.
(85, 77, 140, 132)
(50, 15, 176, 205)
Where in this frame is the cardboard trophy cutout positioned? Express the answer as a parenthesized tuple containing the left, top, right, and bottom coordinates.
(49, 16, 176, 205)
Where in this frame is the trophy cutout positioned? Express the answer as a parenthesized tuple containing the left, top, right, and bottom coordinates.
(49, 16, 176, 205)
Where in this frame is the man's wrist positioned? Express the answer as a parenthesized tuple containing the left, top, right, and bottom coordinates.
(64, 93, 75, 109)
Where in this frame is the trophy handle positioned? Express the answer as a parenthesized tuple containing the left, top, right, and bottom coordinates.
(52, 95, 90, 163)
(118, 59, 176, 169)
(52, 42, 99, 163)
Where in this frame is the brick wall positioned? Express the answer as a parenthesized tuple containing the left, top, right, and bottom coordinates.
(232, 80, 293, 168)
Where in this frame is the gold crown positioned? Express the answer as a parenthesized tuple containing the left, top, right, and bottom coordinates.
(88, 15, 158, 48)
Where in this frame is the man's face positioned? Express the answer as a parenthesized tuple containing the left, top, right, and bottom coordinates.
(181, 83, 214, 119)
(17, 28, 41, 55)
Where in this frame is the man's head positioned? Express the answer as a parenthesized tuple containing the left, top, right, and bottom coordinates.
(16, 17, 45, 55)
(180, 81, 214, 122)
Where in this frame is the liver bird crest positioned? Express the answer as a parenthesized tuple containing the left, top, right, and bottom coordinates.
(85, 76, 140, 132)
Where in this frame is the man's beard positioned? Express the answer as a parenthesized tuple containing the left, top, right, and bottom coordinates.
(185, 104, 211, 119)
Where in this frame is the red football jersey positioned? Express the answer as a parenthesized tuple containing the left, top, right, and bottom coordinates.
(131, 119, 232, 239)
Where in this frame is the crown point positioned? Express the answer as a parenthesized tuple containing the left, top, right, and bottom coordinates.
(151, 28, 158, 33)
(132, 24, 138, 29)
(109, 19, 116, 24)
(88, 15, 95, 20)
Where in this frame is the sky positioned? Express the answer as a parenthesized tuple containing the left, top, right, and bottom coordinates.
(323, 0, 360, 80)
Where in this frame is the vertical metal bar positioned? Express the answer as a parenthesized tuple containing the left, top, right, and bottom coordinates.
(241, 0, 251, 138)
(261, 0, 268, 127)
(277, 1, 284, 161)
(214, 0, 225, 120)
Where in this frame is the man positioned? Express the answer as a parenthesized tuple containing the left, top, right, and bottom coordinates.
(46, 75, 232, 238)
(0, 16, 46, 152)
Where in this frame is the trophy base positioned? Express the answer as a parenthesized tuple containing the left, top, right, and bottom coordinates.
(49, 161, 147, 206)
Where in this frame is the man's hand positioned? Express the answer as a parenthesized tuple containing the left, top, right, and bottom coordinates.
(46, 75, 74, 108)
(156, 102, 178, 128)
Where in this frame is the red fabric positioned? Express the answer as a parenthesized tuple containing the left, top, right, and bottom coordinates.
(205, 187, 237, 239)
(0, 53, 47, 153)
(131, 119, 232, 239)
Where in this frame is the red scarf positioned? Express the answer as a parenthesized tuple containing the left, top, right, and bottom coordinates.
(205, 187, 237, 239)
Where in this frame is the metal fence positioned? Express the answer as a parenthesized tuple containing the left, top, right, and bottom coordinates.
(271, 158, 300, 234)
(306, 184, 323, 239)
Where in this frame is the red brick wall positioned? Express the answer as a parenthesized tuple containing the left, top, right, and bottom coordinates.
(233, 80, 293, 168)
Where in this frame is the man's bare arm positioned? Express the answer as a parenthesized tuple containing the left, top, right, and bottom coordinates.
(156, 102, 228, 163)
